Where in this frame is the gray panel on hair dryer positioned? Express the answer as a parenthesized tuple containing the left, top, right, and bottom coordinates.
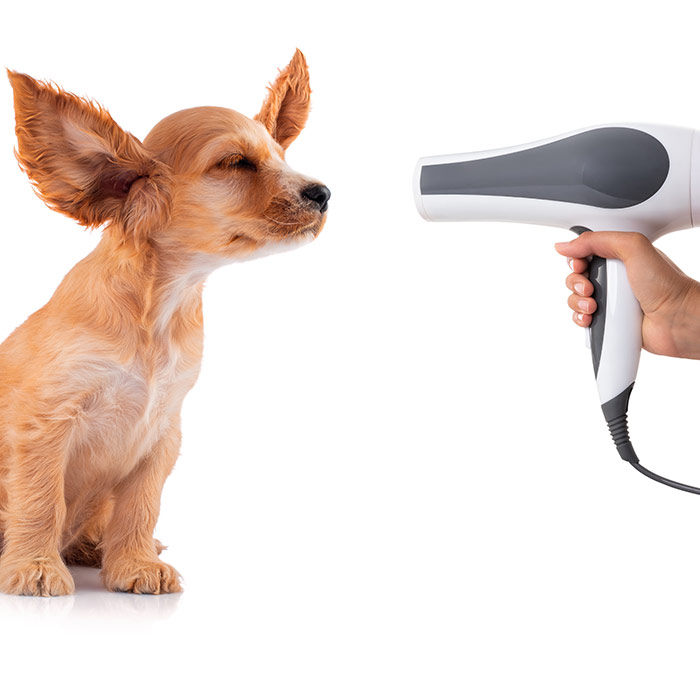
(420, 128, 670, 209)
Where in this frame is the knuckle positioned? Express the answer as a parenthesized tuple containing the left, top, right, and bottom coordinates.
(578, 230, 594, 245)
(627, 231, 648, 247)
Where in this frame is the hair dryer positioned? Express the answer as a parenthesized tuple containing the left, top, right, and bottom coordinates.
(414, 124, 700, 494)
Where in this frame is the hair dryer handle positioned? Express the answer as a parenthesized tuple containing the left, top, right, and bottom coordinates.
(588, 255, 642, 454)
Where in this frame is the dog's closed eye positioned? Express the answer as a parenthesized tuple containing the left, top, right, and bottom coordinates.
(217, 154, 257, 172)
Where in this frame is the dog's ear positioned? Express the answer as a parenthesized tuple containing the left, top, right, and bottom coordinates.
(7, 70, 171, 246)
(255, 49, 311, 150)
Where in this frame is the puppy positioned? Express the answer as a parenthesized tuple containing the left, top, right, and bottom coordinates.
(0, 50, 329, 596)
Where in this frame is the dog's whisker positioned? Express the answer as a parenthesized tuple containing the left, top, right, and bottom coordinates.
(264, 214, 305, 227)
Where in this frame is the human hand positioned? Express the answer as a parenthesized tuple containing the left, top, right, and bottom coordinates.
(554, 231, 700, 360)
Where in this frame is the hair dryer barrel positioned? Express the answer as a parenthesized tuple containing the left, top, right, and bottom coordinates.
(414, 124, 700, 239)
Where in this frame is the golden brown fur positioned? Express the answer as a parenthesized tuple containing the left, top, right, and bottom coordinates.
(0, 50, 328, 596)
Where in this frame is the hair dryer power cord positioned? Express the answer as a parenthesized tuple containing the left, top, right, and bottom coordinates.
(607, 413, 700, 495)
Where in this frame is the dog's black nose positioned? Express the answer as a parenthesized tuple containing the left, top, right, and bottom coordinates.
(301, 184, 331, 213)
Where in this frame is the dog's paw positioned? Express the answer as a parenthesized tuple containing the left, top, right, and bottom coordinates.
(0, 556, 75, 597)
(102, 558, 182, 595)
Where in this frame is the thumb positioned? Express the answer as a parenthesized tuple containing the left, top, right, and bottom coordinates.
(554, 230, 654, 264)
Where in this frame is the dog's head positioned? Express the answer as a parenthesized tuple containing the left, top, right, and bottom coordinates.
(7, 50, 329, 261)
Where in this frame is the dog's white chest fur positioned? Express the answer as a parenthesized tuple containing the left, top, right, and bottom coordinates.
(69, 344, 200, 480)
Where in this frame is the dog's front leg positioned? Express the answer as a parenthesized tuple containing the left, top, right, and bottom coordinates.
(0, 424, 74, 597)
(101, 421, 182, 594)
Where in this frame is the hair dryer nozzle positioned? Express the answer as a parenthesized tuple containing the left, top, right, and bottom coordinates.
(413, 158, 433, 221)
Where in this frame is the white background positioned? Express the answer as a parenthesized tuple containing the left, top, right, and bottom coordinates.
(2, 1, 700, 698)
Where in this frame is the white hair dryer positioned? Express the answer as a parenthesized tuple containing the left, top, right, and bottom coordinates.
(414, 124, 700, 494)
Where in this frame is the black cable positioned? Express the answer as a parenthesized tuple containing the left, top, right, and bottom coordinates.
(627, 460, 700, 496)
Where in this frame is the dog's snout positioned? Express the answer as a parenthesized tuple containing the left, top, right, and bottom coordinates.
(301, 184, 331, 213)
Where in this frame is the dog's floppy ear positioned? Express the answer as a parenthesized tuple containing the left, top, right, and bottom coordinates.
(7, 70, 171, 246)
(255, 49, 311, 150)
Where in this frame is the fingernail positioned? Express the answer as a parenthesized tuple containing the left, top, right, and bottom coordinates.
(576, 312, 585, 322)
(567, 258, 574, 270)
(578, 299, 590, 313)
(574, 282, 585, 295)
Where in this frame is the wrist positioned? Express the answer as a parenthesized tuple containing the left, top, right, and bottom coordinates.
(669, 277, 700, 360)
